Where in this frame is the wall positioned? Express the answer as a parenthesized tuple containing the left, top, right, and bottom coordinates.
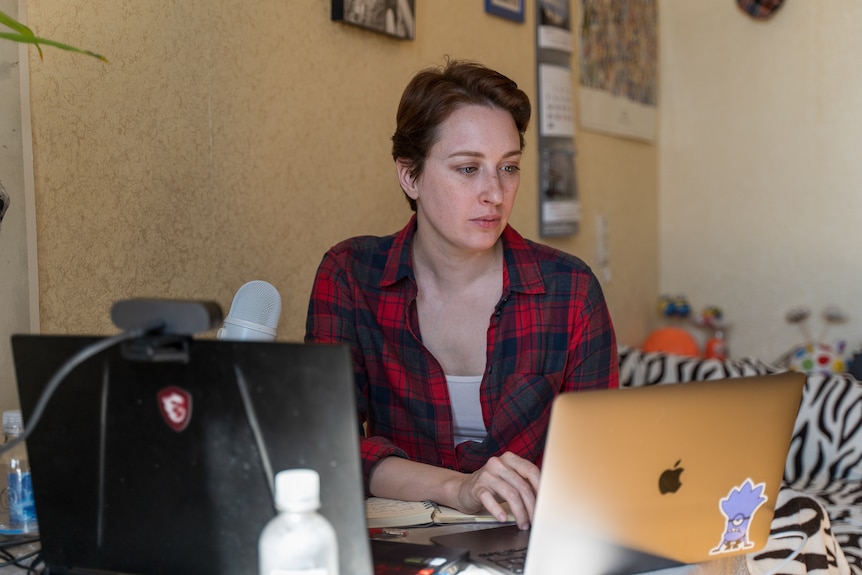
(660, 1, 862, 363)
(0, 0, 37, 414)
(2, 0, 658, 410)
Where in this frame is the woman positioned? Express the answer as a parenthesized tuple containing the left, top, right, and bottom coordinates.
(306, 59, 618, 530)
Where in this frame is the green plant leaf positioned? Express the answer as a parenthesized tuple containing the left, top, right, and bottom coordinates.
(0, 9, 42, 59)
(0, 8, 34, 37)
(0, 31, 107, 62)
(0, 9, 106, 62)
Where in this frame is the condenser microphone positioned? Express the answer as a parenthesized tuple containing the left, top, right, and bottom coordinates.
(217, 280, 282, 341)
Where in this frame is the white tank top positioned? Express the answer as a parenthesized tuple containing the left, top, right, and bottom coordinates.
(446, 375, 487, 445)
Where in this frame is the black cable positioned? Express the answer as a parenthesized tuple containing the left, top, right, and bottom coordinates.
(0, 322, 163, 458)
(0, 535, 38, 551)
(0, 536, 41, 571)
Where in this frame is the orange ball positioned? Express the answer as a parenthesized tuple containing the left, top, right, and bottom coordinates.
(642, 327, 700, 357)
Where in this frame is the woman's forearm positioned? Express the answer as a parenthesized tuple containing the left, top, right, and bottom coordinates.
(368, 456, 468, 510)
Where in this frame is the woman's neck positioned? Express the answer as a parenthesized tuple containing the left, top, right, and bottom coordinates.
(411, 234, 503, 291)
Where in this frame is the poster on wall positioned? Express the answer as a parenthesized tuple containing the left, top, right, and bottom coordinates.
(578, 0, 658, 142)
(332, 0, 416, 40)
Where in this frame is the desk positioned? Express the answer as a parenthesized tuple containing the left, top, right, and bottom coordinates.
(379, 524, 751, 575)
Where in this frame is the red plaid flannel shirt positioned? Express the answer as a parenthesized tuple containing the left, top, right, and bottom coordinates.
(305, 216, 618, 490)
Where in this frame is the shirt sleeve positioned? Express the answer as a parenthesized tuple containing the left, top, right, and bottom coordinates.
(304, 249, 408, 493)
(564, 271, 620, 393)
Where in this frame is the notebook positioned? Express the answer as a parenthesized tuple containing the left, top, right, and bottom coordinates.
(433, 372, 805, 575)
(366, 497, 515, 528)
(11, 334, 374, 575)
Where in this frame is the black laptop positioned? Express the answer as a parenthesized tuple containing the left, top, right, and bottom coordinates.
(11, 334, 374, 575)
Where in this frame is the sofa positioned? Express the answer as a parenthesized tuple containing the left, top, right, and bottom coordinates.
(618, 346, 862, 575)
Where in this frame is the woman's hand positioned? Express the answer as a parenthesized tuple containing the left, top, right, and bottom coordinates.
(368, 453, 541, 530)
(454, 451, 540, 530)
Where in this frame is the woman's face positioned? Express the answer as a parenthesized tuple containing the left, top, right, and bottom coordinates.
(398, 104, 522, 257)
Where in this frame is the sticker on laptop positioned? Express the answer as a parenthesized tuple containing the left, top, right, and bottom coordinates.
(157, 386, 193, 432)
(710, 478, 767, 555)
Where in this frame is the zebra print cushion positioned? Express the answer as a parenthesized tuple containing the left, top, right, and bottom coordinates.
(617, 346, 862, 574)
(811, 480, 862, 575)
(618, 345, 779, 387)
(748, 488, 850, 575)
(785, 373, 862, 487)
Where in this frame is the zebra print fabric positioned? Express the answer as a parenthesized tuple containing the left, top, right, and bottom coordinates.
(618, 346, 861, 574)
(748, 488, 849, 575)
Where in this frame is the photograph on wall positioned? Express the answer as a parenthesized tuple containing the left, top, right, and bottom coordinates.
(539, 147, 580, 237)
(578, 0, 657, 141)
(332, 0, 416, 40)
(537, 0, 573, 53)
(484, 0, 525, 23)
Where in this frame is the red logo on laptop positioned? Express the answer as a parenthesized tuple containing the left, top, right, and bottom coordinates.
(157, 386, 193, 432)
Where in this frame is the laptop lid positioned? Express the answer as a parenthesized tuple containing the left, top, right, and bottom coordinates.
(524, 372, 805, 573)
(11, 334, 373, 575)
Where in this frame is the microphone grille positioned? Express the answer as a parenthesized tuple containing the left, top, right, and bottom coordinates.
(227, 280, 282, 329)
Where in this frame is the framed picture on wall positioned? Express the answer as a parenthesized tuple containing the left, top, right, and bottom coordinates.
(332, 0, 416, 40)
(485, 0, 525, 23)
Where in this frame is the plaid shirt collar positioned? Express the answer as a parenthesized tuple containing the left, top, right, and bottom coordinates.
(379, 215, 546, 296)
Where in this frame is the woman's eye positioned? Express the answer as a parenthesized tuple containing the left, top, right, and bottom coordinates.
(459, 166, 478, 175)
(502, 165, 521, 174)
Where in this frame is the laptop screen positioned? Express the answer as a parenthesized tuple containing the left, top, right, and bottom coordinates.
(11, 334, 372, 575)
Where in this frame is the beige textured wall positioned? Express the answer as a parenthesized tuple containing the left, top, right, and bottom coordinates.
(19, 1, 656, 386)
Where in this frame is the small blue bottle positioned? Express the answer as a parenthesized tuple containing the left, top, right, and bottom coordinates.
(0, 411, 37, 534)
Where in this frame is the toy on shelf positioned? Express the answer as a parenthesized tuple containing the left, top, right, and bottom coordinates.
(643, 295, 699, 356)
(642, 327, 699, 356)
(657, 295, 691, 319)
(643, 296, 729, 358)
(779, 306, 848, 376)
(691, 305, 730, 360)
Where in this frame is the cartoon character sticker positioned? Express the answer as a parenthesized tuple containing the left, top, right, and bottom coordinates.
(710, 479, 767, 555)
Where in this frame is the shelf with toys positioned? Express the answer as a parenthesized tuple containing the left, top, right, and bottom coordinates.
(642, 295, 729, 360)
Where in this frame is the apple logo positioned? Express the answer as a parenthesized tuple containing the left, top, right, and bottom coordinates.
(659, 460, 684, 494)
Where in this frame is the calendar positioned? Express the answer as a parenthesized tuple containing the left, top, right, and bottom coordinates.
(539, 64, 575, 138)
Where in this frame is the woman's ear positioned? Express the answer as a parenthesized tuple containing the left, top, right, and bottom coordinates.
(395, 159, 419, 202)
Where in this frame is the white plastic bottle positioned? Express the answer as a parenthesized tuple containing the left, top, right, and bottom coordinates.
(0, 410, 38, 534)
(259, 468, 338, 575)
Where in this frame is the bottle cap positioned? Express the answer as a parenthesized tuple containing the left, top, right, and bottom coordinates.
(2, 411, 23, 436)
(274, 469, 321, 513)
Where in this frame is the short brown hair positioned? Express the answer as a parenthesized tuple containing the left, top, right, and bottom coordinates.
(391, 59, 531, 211)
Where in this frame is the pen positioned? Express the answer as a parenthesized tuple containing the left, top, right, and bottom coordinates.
(368, 527, 407, 538)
